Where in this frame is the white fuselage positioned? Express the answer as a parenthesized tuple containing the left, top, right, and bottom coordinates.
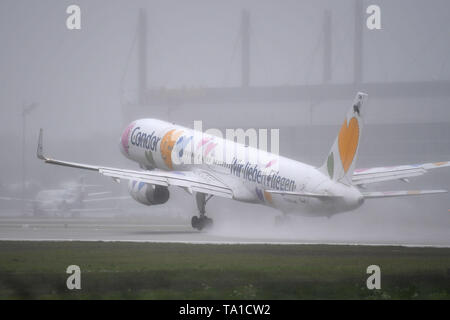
(120, 119, 364, 216)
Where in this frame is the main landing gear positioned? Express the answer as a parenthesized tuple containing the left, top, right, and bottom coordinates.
(191, 192, 213, 231)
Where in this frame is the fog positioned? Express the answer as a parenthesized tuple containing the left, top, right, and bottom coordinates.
(0, 0, 449, 245)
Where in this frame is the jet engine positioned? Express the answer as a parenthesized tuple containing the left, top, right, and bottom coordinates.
(128, 181, 169, 206)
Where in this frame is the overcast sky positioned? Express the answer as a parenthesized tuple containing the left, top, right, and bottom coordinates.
(1, 0, 449, 137)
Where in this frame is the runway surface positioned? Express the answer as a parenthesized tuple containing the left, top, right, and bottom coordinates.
(0, 215, 448, 247)
(0, 216, 329, 244)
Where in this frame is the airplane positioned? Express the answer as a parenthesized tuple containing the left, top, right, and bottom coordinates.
(36, 92, 449, 230)
(0, 176, 127, 216)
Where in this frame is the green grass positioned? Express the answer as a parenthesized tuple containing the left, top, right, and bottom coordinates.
(0, 241, 449, 299)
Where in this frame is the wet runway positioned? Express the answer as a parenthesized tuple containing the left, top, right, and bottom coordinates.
(0, 215, 448, 247)
(0, 217, 325, 244)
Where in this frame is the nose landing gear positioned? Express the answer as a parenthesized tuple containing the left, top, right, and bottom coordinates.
(191, 192, 214, 231)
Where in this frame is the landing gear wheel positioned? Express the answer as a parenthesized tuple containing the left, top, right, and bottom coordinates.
(191, 215, 214, 231)
(191, 216, 200, 229)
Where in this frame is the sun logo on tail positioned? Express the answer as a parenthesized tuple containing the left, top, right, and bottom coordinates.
(338, 117, 359, 173)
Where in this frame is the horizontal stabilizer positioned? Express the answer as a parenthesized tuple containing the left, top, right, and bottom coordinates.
(353, 161, 450, 185)
(362, 189, 447, 198)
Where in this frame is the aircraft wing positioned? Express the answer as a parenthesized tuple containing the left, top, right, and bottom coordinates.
(69, 208, 123, 212)
(87, 191, 112, 197)
(82, 196, 131, 203)
(267, 189, 448, 199)
(37, 129, 233, 199)
(352, 161, 450, 185)
(362, 189, 447, 198)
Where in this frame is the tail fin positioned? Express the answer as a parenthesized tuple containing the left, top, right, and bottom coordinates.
(319, 92, 367, 185)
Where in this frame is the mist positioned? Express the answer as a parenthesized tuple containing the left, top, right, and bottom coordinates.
(0, 0, 449, 245)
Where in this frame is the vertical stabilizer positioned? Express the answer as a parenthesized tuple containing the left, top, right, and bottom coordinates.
(319, 92, 367, 185)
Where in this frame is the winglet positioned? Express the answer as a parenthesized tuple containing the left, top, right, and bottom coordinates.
(37, 128, 47, 160)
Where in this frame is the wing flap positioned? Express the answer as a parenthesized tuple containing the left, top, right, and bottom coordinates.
(99, 168, 232, 198)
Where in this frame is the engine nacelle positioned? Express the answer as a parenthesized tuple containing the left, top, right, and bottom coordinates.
(128, 181, 169, 206)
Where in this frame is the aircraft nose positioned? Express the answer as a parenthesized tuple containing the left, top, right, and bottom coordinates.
(119, 137, 126, 156)
(120, 122, 136, 156)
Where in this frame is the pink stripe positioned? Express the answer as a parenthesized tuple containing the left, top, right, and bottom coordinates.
(204, 143, 217, 156)
(121, 122, 135, 154)
(197, 137, 212, 149)
(265, 159, 277, 168)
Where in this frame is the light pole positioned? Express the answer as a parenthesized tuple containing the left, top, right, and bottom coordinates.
(21, 102, 37, 214)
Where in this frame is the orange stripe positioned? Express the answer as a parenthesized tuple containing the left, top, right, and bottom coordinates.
(264, 191, 273, 204)
(160, 129, 183, 169)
